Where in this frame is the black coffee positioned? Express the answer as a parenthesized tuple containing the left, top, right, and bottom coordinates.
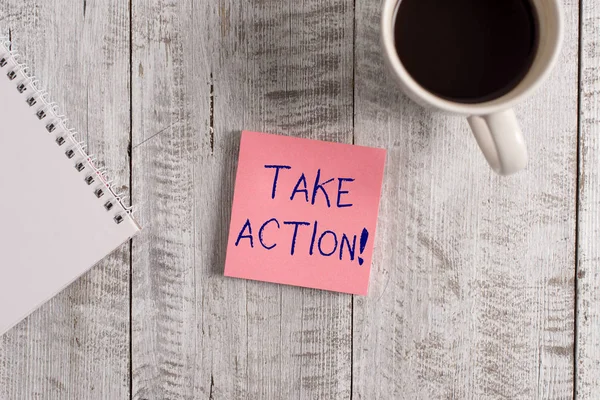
(394, 0, 538, 103)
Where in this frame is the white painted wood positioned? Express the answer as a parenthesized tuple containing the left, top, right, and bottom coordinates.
(352, 0, 579, 399)
(1, 0, 594, 398)
(131, 0, 354, 398)
(576, 0, 600, 398)
(0, 1, 131, 399)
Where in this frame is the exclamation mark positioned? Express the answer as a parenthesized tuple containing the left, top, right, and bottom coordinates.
(358, 228, 369, 266)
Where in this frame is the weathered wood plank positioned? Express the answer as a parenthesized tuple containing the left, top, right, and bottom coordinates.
(131, 2, 223, 399)
(241, 1, 354, 399)
(352, 1, 579, 399)
(0, 1, 131, 399)
(131, 0, 353, 398)
(576, 0, 600, 398)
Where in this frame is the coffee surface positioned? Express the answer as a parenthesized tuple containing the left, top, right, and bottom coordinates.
(394, 0, 538, 103)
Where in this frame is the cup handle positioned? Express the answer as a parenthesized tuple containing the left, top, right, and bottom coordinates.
(467, 109, 528, 175)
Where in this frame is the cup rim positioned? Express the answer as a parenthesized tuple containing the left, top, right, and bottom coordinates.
(381, 0, 564, 116)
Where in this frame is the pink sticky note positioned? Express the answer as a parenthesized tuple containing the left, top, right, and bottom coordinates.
(224, 131, 386, 295)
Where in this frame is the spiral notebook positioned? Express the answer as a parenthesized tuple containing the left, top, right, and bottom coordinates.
(0, 39, 140, 335)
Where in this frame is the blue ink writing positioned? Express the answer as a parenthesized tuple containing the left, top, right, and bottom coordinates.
(339, 233, 356, 261)
(311, 169, 335, 207)
(235, 164, 370, 264)
(358, 228, 369, 266)
(259, 218, 280, 250)
(318, 230, 338, 256)
(336, 178, 355, 208)
(264, 164, 291, 199)
(283, 221, 310, 255)
(235, 218, 369, 265)
(290, 173, 309, 202)
(235, 219, 254, 248)
(264, 167, 354, 210)
(309, 220, 318, 255)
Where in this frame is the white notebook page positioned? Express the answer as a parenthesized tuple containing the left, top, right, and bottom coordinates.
(0, 44, 139, 335)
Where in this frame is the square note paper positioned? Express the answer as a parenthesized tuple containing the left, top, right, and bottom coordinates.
(224, 131, 386, 295)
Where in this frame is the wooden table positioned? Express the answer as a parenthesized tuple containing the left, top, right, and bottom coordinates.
(0, 1, 598, 399)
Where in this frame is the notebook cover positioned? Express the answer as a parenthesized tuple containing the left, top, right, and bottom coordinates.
(0, 41, 140, 335)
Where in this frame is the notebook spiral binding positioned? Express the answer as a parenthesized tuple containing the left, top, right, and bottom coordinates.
(0, 38, 132, 225)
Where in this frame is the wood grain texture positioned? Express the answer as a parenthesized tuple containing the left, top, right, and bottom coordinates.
(0, 0, 131, 399)
(131, 0, 353, 398)
(0, 0, 592, 398)
(576, 0, 600, 398)
(352, 0, 579, 399)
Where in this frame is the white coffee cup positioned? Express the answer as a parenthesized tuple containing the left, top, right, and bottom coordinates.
(381, 0, 563, 175)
